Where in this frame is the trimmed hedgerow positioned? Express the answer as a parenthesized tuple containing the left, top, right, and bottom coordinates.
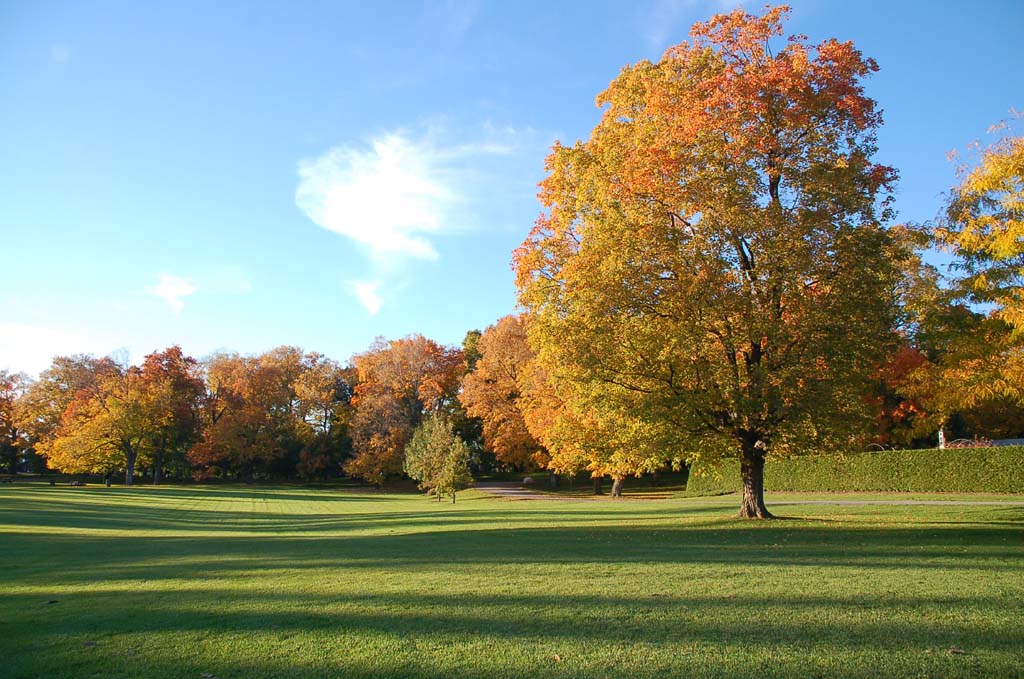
(687, 446, 1024, 494)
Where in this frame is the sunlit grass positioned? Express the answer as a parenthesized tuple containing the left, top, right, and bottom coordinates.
(1, 484, 1021, 678)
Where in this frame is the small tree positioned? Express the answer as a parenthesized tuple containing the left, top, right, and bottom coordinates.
(404, 415, 473, 503)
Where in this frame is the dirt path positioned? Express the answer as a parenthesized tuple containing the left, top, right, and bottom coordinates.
(475, 482, 593, 500)
(475, 482, 1024, 506)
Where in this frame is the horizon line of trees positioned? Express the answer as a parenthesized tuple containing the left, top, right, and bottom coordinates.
(1, 290, 1020, 489)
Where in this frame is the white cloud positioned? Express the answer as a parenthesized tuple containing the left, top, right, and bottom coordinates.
(351, 281, 382, 315)
(296, 125, 536, 313)
(296, 133, 460, 261)
(149, 273, 196, 313)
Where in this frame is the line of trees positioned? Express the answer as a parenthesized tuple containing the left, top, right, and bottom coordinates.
(2, 347, 355, 485)
(0, 332, 538, 488)
(1, 6, 1020, 517)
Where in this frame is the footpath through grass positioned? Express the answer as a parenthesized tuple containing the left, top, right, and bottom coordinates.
(1, 484, 1022, 678)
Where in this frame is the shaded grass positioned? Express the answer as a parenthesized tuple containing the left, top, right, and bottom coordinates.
(1, 485, 1022, 678)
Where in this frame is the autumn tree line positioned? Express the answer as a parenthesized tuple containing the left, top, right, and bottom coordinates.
(1, 7, 1021, 516)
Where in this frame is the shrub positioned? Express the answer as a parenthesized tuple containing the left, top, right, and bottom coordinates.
(687, 446, 1024, 494)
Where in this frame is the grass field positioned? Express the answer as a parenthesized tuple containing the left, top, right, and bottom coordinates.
(2, 484, 1022, 678)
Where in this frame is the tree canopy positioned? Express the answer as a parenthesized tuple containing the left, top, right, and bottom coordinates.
(933, 130, 1024, 409)
(345, 335, 463, 485)
(514, 5, 900, 517)
(459, 315, 546, 470)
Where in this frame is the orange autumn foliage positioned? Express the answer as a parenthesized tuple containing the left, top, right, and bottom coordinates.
(460, 315, 546, 469)
(345, 335, 463, 484)
(514, 6, 899, 517)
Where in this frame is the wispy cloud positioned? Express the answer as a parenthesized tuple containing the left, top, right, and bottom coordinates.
(296, 133, 461, 261)
(351, 281, 382, 315)
(149, 273, 196, 313)
(295, 127, 518, 313)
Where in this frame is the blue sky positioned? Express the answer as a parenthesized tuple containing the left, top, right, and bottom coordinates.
(1, 0, 1021, 375)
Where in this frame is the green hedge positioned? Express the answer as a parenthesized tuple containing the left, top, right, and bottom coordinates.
(687, 446, 1024, 494)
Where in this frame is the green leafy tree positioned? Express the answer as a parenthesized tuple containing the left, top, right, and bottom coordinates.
(404, 415, 473, 503)
(462, 329, 483, 373)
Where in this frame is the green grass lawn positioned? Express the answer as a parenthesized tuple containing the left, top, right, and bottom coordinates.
(1, 484, 1022, 678)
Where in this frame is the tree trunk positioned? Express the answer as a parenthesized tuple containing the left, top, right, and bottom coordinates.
(451, 491, 456, 504)
(124, 449, 136, 487)
(738, 440, 772, 519)
(245, 461, 255, 484)
(651, 469, 660, 486)
(154, 446, 164, 485)
(6, 440, 17, 474)
(611, 476, 624, 497)
(937, 421, 947, 449)
(549, 471, 558, 488)
(592, 476, 604, 495)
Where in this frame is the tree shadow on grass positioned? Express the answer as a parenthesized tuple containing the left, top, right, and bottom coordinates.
(5, 520, 1021, 586)
(32, 485, 403, 503)
(0, 491, 740, 534)
(2, 490, 1021, 679)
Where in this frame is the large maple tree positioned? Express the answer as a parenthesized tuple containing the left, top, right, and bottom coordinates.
(514, 6, 900, 517)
